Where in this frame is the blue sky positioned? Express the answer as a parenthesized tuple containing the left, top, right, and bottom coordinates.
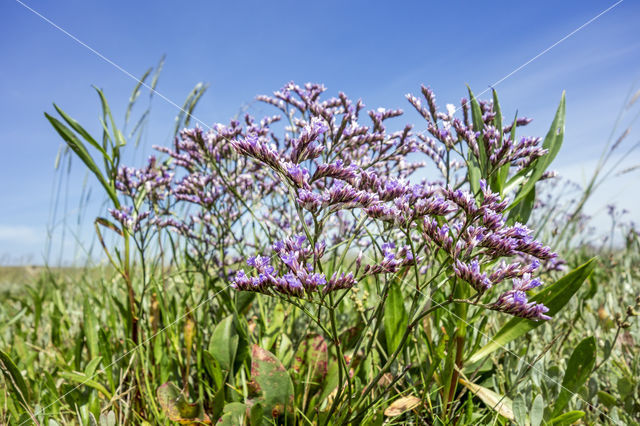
(1, 0, 639, 264)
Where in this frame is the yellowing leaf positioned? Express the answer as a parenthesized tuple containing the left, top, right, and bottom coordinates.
(459, 378, 514, 420)
(156, 382, 211, 424)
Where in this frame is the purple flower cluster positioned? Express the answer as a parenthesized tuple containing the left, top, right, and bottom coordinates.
(110, 81, 561, 322)
(406, 85, 548, 183)
(489, 274, 550, 320)
(115, 156, 173, 201)
(109, 206, 150, 232)
(147, 120, 282, 263)
(417, 181, 555, 320)
(231, 235, 355, 296)
(361, 242, 419, 276)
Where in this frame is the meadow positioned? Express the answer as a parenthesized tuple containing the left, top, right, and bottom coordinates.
(1, 68, 639, 425)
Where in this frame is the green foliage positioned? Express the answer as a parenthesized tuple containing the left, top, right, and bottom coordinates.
(552, 336, 596, 416)
(384, 280, 408, 355)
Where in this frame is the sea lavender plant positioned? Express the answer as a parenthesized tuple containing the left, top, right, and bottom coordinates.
(74, 81, 586, 424)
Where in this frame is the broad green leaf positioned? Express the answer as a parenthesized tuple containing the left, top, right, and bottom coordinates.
(468, 258, 595, 364)
(249, 402, 264, 426)
(459, 378, 514, 420)
(59, 371, 112, 399)
(617, 376, 634, 398)
(292, 334, 328, 385)
(384, 281, 408, 355)
(507, 185, 535, 225)
(202, 351, 223, 390)
(318, 361, 340, 404)
(597, 390, 617, 408)
(509, 92, 565, 209)
(156, 382, 211, 424)
(549, 410, 585, 425)
(552, 337, 596, 416)
(84, 357, 102, 378)
(530, 394, 544, 426)
(251, 345, 294, 418)
(218, 402, 246, 426)
(513, 395, 527, 426)
(209, 315, 238, 372)
(0, 349, 30, 406)
(467, 153, 482, 194)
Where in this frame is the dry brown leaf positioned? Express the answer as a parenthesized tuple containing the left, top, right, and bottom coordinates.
(377, 373, 393, 388)
(384, 395, 421, 417)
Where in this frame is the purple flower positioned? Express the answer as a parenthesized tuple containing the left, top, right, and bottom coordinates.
(490, 290, 551, 321)
(453, 259, 492, 293)
(286, 163, 310, 188)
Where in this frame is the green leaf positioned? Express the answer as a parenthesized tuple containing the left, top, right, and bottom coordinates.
(552, 337, 596, 416)
(53, 104, 109, 159)
(492, 88, 503, 141)
(0, 349, 30, 407)
(597, 390, 617, 408)
(59, 371, 112, 400)
(549, 410, 585, 425)
(617, 376, 634, 398)
(45, 113, 119, 206)
(530, 394, 544, 426)
(384, 280, 408, 355)
(467, 86, 488, 174)
(318, 361, 340, 404)
(84, 357, 102, 378)
(509, 92, 565, 209)
(468, 258, 595, 364)
(467, 153, 482, 194)
(251, 345, 294, 418)
(292, 334, 328, 386)
(249, 401, 264, 426)
(489, 89, 506, 193)
(84, 297, 99, 359)
(218, 402, 246, 426)
(513, 395, 527, 426)
(94, 86, 126, 149)
(209, 315, 238, 373)
(508, 185, 535, 225)
(156, 382, 211, 424)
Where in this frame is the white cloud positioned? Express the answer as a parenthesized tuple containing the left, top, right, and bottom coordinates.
(0, 225, 42, 245)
